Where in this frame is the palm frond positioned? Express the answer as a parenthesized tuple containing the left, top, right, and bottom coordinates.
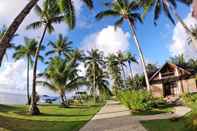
(26, 21, 43, 30)
(59, 0, 76, 29)
(96, 10, 120, 20)
(82, 0, 94, 9)
(115, 17, 124, 29)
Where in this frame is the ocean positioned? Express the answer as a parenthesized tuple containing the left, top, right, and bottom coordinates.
(0, 92, 27, 105)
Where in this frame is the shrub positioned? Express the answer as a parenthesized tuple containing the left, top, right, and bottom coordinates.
(117, 90, 153, 111)
(182, 93, 197, 105)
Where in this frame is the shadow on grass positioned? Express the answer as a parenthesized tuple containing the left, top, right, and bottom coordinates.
(0, 115, 87, 131)
(0, 105, 25, 113)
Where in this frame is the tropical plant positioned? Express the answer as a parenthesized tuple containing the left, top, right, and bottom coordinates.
(96, 0, 151, 91)
(0, 0, 94, 66)
(146, 63, 158, 77)
(192, 0, 197, 18)
(117, 52, 127, 88)
(37, 56, 86, 107)
(124, 52, 138, 79)
(127, 74, 145, 90)
(106, 54, 123, 95)
(46, 34, 73, 58)
(118, 90, 153, 111)
(26, 3, 67, 115)
(96, 69, 112, 100)
(13, 37, 44, 105)
(169, 54, 187, 67)
(0, 0, 39, 66)
(0, 25, 17, 64)
(85, 49, 107, 102)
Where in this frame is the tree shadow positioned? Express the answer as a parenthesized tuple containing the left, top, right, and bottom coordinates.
(0, 104, 25, 113)
(0, 115, 87, 131)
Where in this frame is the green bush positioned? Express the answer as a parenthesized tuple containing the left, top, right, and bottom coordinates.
(182, 93, 197, 105)
(117, 90, 153, 111)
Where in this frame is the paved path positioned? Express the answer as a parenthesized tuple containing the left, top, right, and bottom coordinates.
(133, 106, 191, 121)
(80, 100, 147, 131)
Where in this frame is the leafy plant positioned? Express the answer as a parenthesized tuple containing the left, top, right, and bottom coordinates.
(118, 90, 153, 111)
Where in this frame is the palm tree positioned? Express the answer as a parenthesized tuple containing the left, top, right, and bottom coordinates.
(0, 0, 39, 66)
(117, 52, 127, 88)
(0, 0, 94, 66)
(142, 0, 195, 42)
(96, 0, 151, 91)
(124, 52, 138, 79)
(85, 49, 105, 102)
(106, 54, 123, 95)
(46, 34, 73, 58)
(169, 54, 188, 67)
(26, 3, 67, 115)
(0, 26, 17, 63)
(193, 0, 197, 18)
(95, 70, 112, 100)
(37, 56, 86, 107)
(13, 37, 44, 105)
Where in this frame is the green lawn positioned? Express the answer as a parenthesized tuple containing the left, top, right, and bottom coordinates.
(0, 104, 102, 131)
(141, 94, 197, 131)
(132, 105, 173, 115)
(142, 118, 190, 131)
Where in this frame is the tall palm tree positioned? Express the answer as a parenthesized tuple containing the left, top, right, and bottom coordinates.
(192, 0, 197, 18)
(124, 52, 138, 79)
(26, 3, 67, 115)
(106, 54, 123, 95)
(0, 0, 94, 66)
(169, 54, 188, 67)
(0, 26, 17, 63)
(85, 49, 105, 102)
(0, 0, 39, 66)
(13, 37, 44, 105)
(96, 0, 151, 91)
(117, 52, 127, 88)
(95, 70, 112, 100)
(46, 34, 73, 58)
(37, 56, 86, 107)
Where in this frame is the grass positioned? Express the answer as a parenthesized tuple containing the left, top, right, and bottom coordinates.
(0, 103, 103, 131)
(132, 102, 174, 115)
(142, 118, 190, 131)
(141, 94, 197, 131)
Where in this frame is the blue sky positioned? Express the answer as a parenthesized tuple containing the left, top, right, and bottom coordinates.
(67, 1, 191, 64)
(0, 0, 196, 95)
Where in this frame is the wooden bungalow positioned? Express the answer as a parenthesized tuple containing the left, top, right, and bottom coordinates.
(149, 63, 197, 97)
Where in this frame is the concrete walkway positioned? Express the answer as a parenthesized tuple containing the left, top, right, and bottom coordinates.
(133, 106, 191, 121)
(80, 100, 191, 131)
(80, 100, 147, 131)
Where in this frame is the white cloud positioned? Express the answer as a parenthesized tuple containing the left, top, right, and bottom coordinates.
(0, 59, 56, 96)
(81, 25, 130, 55)
(0, 0, 85, 39)
(170, 13, 197, 60)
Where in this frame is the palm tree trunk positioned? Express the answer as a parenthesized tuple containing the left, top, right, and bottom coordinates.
(192, 0, 197, 18)
(121, 64, 127, 88)
(0, 0, 39, 66)
(128, 62, 134, 79)
(127, 20, 150, 91)
(30, 25, 47, 115)
(27, 56, 30, 105)
(60, 94, 65, 106)
(93, 63, 96, 103)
